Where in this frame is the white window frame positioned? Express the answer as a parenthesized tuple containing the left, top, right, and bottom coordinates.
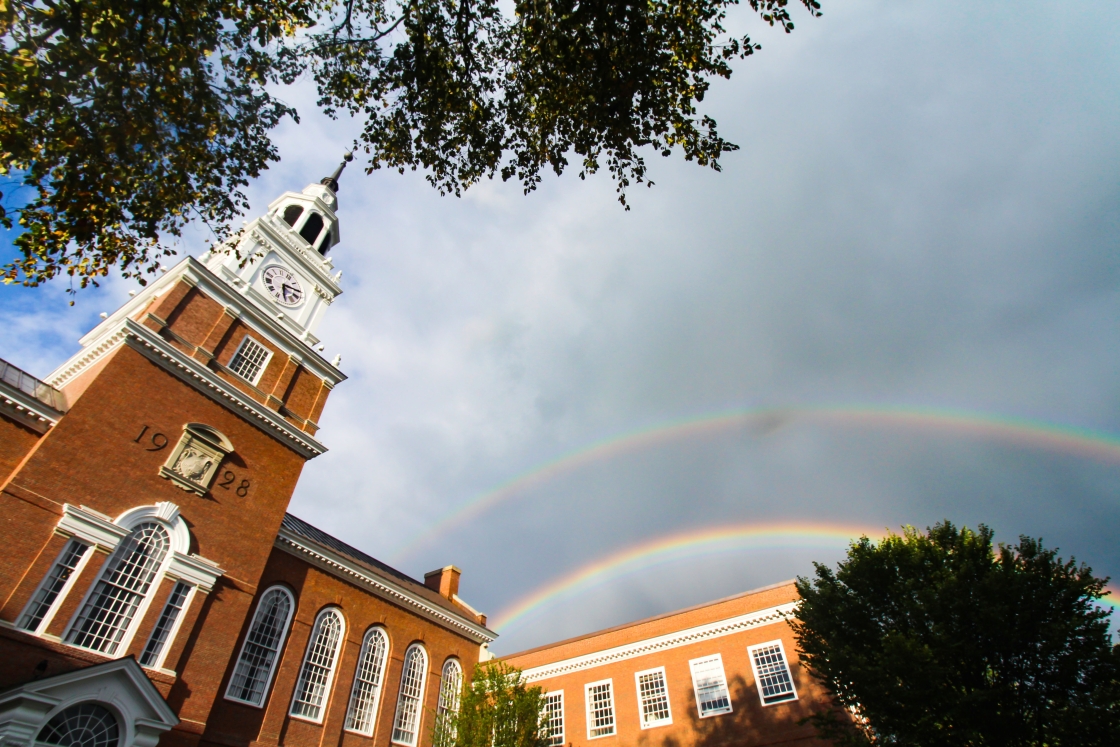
(391, 643, 430, 747)
(16, 538, 95, 634)
(227, 335, 273, 386)
(433, 658, 463, 747)
(224, 585, 296, 707)
(344, 626, 391, 736)
(289, 607, 347, 724)
(689, 654, 733, 718)
(62, 520, 175, 657)
(634, 666, 673, 729)
(543, 691, 564, 747)
(584, 678, 616, 740)
(139, 580, 196, 671)
(747, 640, 799, 706)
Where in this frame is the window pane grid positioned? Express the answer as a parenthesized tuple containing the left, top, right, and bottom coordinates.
(637, 670, 671, 726)
(18, 540, 88, 632)
(227, 587, 293, 705)
(751, 644, 797, 704)
(66, 522, 169, 654)
(392, 646, 428, 745)
(139, 581, 191, 667)
(291, 611, 344, 720)
(586, 682, 615, 738)
(690, 655, 732, 717)
(38, 703, 120, 747)
(345, 628, 389, 734)
(433, 659, 463, 747)
(544, 692, 564, 747)
(229, 338, 270, 383)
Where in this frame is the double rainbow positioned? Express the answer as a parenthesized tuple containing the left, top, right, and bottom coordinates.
(393, 405, 1120, 560)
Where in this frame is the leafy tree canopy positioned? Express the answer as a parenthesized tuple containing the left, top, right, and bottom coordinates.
(793, 522, 1120, 746)
(443, 661, 549, 747)
(1, 0, 820, 290)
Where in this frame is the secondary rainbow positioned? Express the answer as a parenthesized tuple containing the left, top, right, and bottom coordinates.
(490, 522, 883, 633)
(392, 405, 1120, 559)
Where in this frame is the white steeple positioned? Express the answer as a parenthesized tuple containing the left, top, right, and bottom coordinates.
(201, 155, 353, 348)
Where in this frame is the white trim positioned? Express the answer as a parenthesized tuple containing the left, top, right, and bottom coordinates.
(275, 529, 494, 643)
(688, 654, 732, 719)
(584, 679, 616, 740)
(58, 504, 130, 551)
(166, 552, 224, 592)
(343, 626, 391, 737)
(139, 581, 197, 672)
(48, 317, 327, 459)
(289, 607, 347, 724)
(634, 666, 672, 729)
(16, 538, 95, 635)
(746, 639, 799, 707)
(542, 690, 564, 747)
(227, 334, 274, 386)
(520, 602, 796, 681)
(224, 585, 297, 708)
(0, 379, 62, 432)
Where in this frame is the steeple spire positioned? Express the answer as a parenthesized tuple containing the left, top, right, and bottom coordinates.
(321, 152, 354, 194)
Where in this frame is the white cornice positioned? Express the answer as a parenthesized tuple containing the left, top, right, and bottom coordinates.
(58, 504, 130, 550)
(168, 551, 225, 592)
(517, 602, 797, 681)
(0, 388, 61, 434)
(50, 318, 327, 459)
(275, 528, 496, 645)
(252, 216, 342, 296)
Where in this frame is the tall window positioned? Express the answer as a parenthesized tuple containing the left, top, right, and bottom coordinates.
(139, 581, 192, 668)
(226, 586, 295, 706)
(689, 654, 732, 718)
(299, 212, 325, 246)
(433, 659, 463, 747)
(65, 522, 170, 655)
(228, 336, 271, 385)
(391, 644, 429, 746)
(345, 627, 390, 735)
(635, 667, 672, 728)
(748, 641, 798, 705)
(18, 539, 89, 632)
(290, 608, 346, 722)
(584, 679, 615, 739)
(543, 691, 564, 747)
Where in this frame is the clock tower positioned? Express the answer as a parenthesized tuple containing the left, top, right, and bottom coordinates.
(200, 155, 352, 348)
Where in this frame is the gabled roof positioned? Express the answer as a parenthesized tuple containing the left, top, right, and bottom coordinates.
(279, 514, 495, 643)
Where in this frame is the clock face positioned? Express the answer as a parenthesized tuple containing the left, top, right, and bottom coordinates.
(262, 265, 304, 307)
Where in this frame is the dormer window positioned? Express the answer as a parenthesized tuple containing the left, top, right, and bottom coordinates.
(282, 205, 304, 226)
(299, 212, 325, 247)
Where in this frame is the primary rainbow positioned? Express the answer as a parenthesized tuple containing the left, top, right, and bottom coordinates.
(490, 521, 883, 633)
(392, 405, 1120, 559)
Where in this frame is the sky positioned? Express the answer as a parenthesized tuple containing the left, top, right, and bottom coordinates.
(2, 0, 1118, 654)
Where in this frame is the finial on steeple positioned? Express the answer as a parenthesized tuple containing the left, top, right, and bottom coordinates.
(321, 151, 354, 194)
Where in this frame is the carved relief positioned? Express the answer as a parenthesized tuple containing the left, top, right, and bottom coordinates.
(160, 423, 234, 495)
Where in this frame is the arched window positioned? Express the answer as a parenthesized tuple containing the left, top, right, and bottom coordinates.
(345, 627, 390, 735)
(38, 703, 120, 747)
(299, 212, 325, 246)
(282, 205, 304, 226)
(65, 522, 170, 655)
(290, 608, 345, 722)
(433, 659, 463, 747)
(391, 644, 429, 746)
(226, 586, 295, 706)
(316, 230, 333, 255)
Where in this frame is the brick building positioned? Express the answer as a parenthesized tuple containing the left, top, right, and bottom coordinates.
(0, 163, 493, 747)
(501, 583, 833, 747)
(0, 163, 837, 747)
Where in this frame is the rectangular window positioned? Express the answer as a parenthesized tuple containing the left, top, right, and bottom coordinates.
(748, 641, 798, 705)
(635, 667, 672, 728)
(585, 680, 615, 739)
(543, 691, 564, 747)
(689, 654, 732, 718)
(228, 336, 272, 385)
(17, 540, 89, 633)
(139, 581, 192, 668)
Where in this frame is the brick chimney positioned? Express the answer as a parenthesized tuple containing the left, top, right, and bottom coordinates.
(425, 565, 461, 599)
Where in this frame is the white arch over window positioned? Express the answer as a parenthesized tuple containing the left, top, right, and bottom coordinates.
(433, 658, 463, 747)
(290, 607, 346, 723)
(344, 627, 391, 735)
(391, 644, 429, 746)
(225, 585, 296, 706)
